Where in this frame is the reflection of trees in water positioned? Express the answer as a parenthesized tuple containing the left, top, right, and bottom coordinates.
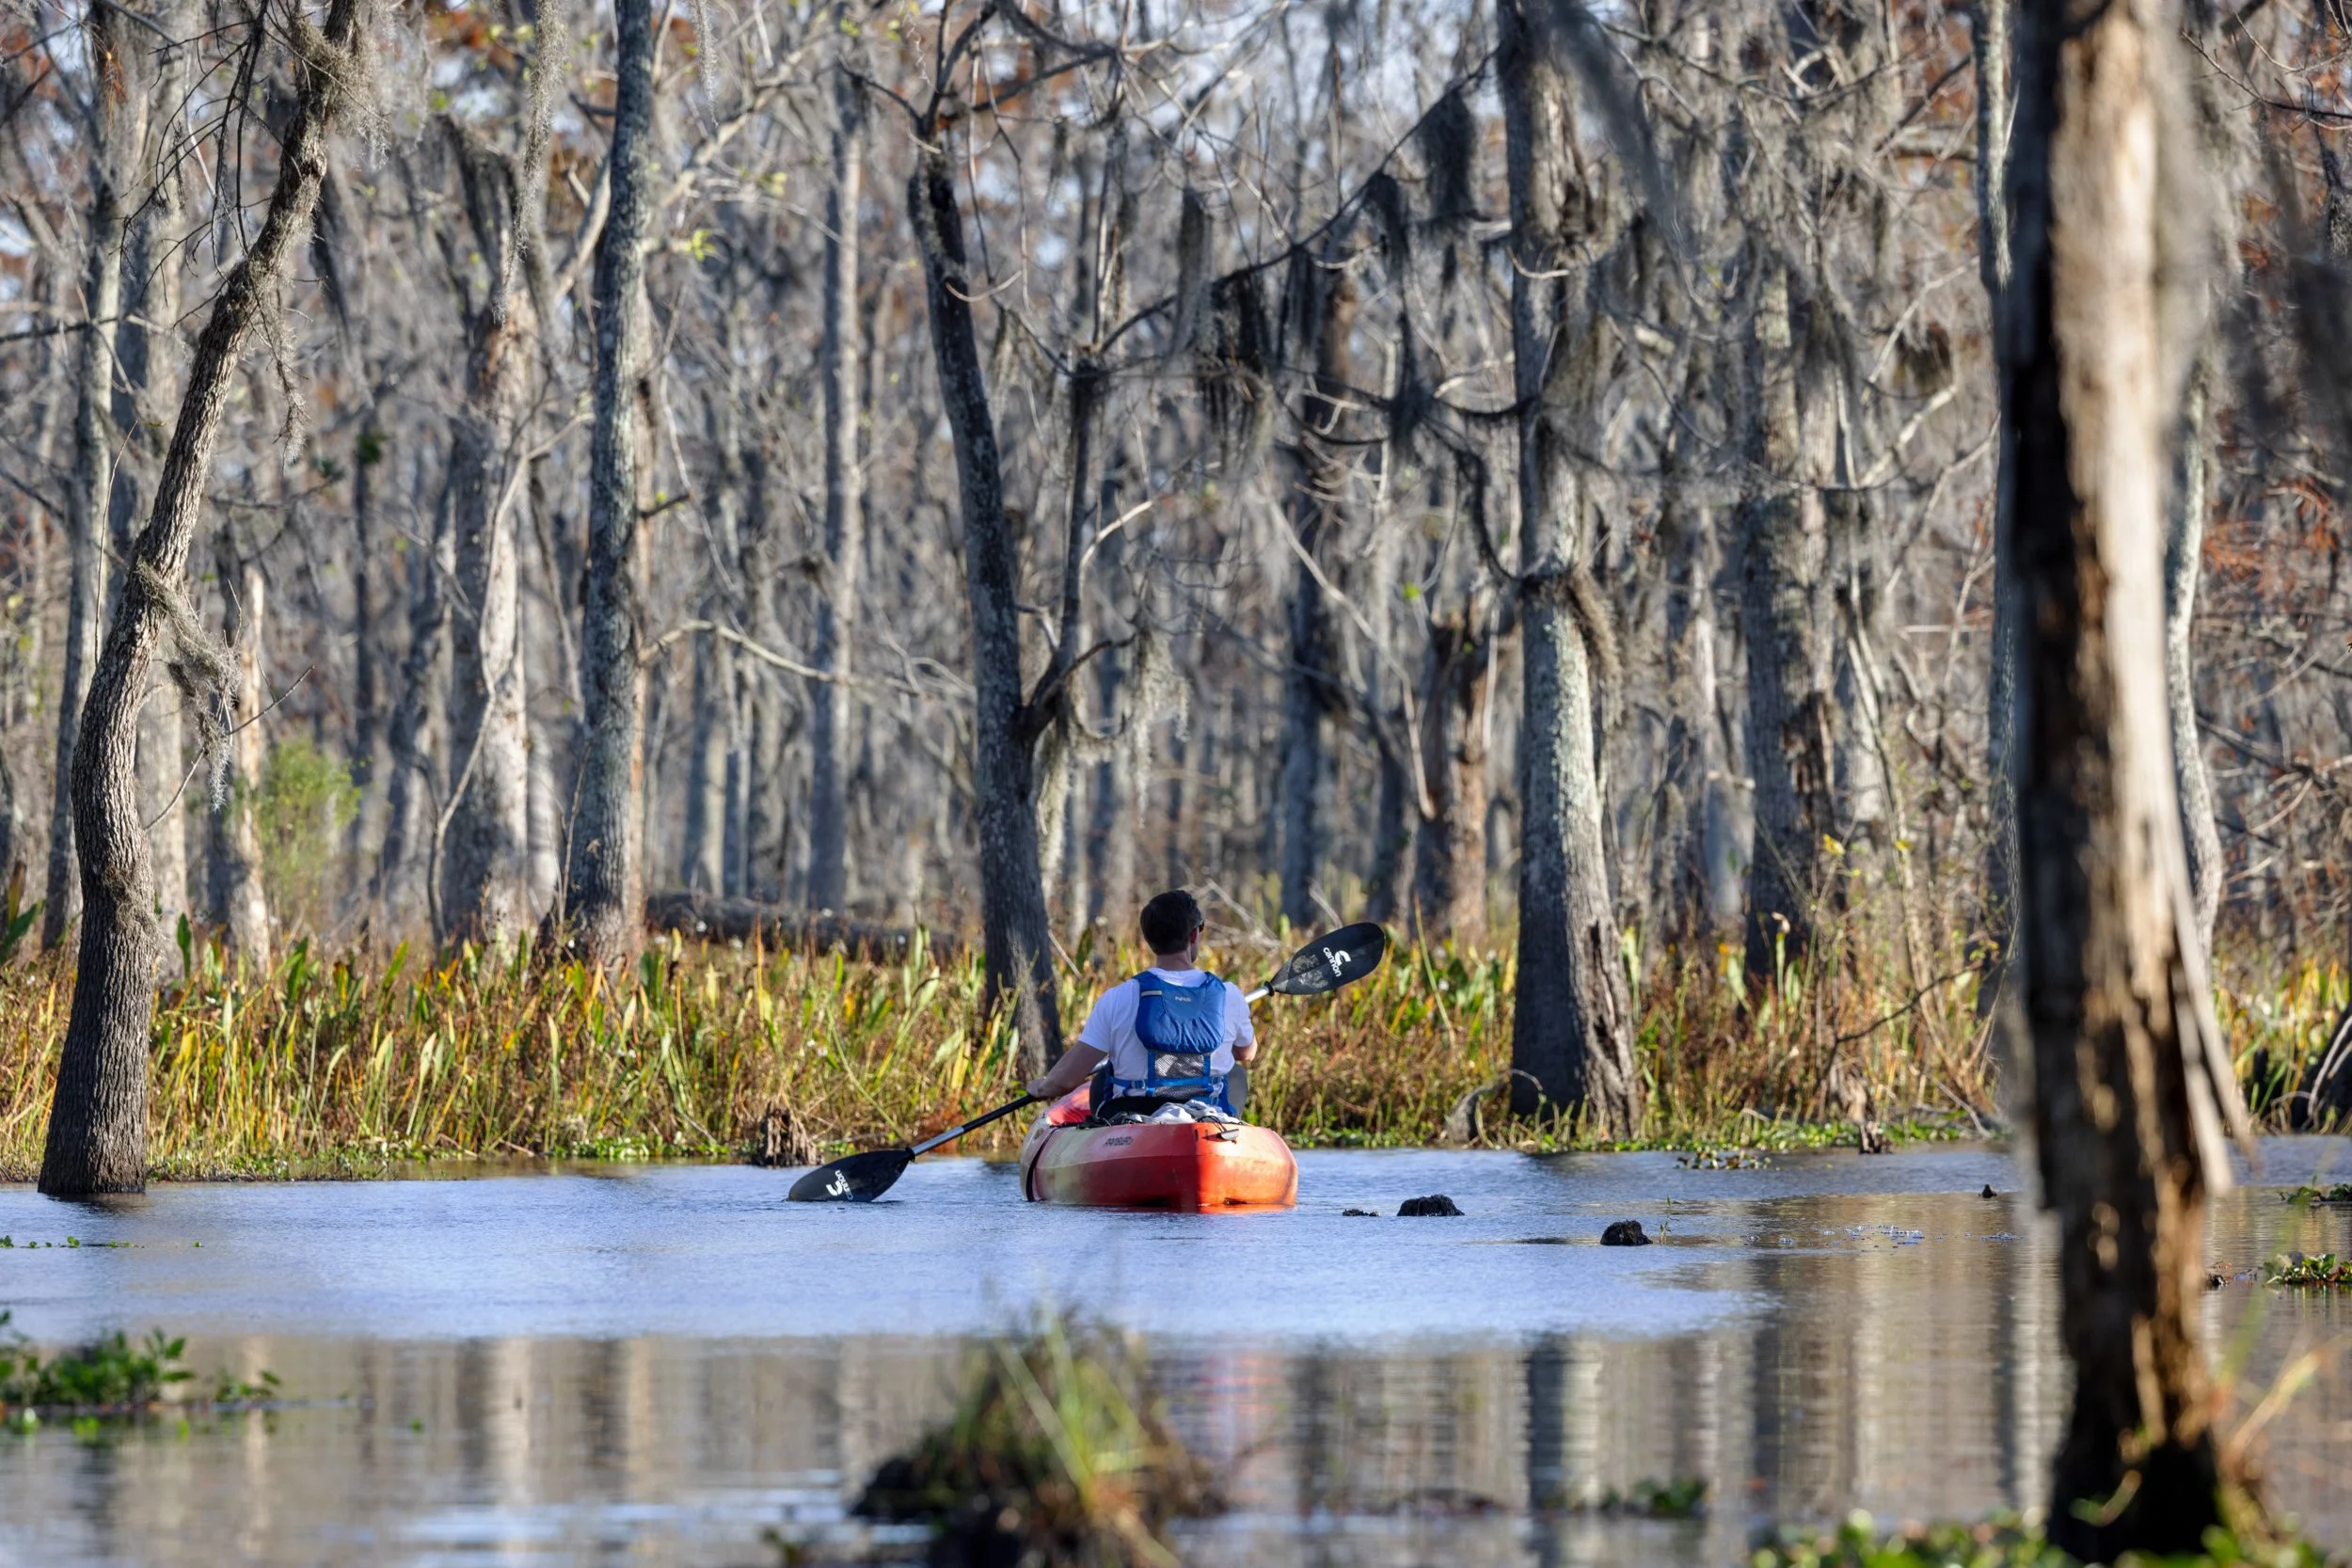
(24, 1202, 2352, 1565)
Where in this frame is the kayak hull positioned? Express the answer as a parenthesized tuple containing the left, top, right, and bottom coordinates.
(1019, 1119, 1298, 1210)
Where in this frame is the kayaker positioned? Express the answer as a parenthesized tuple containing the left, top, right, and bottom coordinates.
(1022, 890, 1258, 1117)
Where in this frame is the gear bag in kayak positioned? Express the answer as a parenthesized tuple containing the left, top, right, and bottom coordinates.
(1113, 972, 1231, 1110)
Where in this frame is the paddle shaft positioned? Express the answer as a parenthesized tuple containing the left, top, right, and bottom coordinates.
(908, 1093, 1038, 1156)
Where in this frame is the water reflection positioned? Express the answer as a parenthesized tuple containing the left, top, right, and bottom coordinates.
(2, 1147, 2348, 1566)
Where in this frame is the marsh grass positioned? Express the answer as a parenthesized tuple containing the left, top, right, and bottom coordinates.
(0, 894, 2328, 1178)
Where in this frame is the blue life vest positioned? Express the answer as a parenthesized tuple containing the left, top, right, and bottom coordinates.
(1114, 972, 1231, 1110)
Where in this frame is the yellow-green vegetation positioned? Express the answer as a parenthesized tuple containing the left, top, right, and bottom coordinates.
(851, 1313, 1218, 1567)
(249, 740, 363, 935)
(0, 911, 2339, 1178)
(0, 922, 1984, 1178)
(1751, 1510, 2329, 1568)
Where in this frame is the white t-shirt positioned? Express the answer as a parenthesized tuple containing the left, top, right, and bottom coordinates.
(1078, 968, 1256, 1085)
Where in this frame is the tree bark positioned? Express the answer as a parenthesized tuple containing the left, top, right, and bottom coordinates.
(808, 60, 864, 914)
(680, 630, 730, 892)
(377, 471, 453, 921)
(1738, 250, 1834, 990)
(1979, 0, 2024, 974)
(439, 376, 532, 941)
(1278, 271, 1355, 929)
(206, 531, 270, 959)
(44, 3, 146, 948)
(2166, 363, 2222, 952)
(1500, 0, 1640, 1133)
(120, 81, 189, 934)
(1661, 469, 1735, 940)
(906, 130, 1062, 1074)
(562, 0, 656, 965)
(2004, 0, 2249, 1550)
(739, 444, 787, 901)
(40, 0, 369, 1196)
(345, 425, 383, 849)
(1412, 610, 1488, 944)
(438, 2, 565, 946)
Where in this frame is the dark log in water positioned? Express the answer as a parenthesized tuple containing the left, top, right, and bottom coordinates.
(644, 892, 963, 961)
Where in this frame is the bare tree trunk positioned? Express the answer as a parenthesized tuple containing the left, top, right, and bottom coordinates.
(1364, 725, 1410, 927)
(1083, 641, 1133, 927)
(40, 0, 368, 1196)
(1661, 448, 1733, 940)
(439, 388, 532, 941)
(44, 5, 146, 948)
(907, 130, 1062, 1074)
(2005, 0, 2249, 1549)
(346, 426, 383, 840)
(723, 665, 749, 896)
(680, 630, 729, 892)
(438, 3, 565, 945)
(1500, 0, 1639, 1133)
(1278, 271, 1354, 929)
(808, 61, 863, 914)
(1738, 250, 1833, 990)
(378, 473, 452, 920)
(120, 87, 189, 935)
(740, 445, 787, 901)
(207, 531, 270, 959)
(1978, 0, 2023, 969)
(2167, 363, 2221, 951)
(1413, 611, 1488, 944)
(562, 0, 655, 965)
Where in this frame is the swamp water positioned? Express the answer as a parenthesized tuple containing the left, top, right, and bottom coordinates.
(5, 1142, 2352, 1566)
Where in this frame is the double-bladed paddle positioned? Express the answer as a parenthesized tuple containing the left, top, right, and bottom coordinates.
(1243, 920, 1387, 1004)
(785, 1094, 1039, 1202)
(784, 921, 1390, 1203)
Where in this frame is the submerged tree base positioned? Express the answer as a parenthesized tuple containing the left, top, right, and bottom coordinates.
(852, 1313, 1219, 1567)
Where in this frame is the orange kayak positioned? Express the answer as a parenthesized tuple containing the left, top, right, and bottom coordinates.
(1019, 1115, 1298, 1209)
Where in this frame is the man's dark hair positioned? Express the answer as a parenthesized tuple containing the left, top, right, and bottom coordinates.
(1139, 890, 1204, 956)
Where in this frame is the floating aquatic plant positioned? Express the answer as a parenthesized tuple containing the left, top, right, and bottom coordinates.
(0, 1311, 278, 1429)
(2281, 1184, 2352, 1207)
(2265, 1252, 2352, 1290)
(1750, 1508, 2329, 1567)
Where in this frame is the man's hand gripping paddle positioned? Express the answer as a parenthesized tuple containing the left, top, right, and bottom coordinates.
(785, 922, 1389, 1202)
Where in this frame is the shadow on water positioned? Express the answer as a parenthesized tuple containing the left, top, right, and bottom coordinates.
(2, 1141, 2351, 1564)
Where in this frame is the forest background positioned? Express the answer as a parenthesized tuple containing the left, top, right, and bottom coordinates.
(2, 0, 2350, 1173)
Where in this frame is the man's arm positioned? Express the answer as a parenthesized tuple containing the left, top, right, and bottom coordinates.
(1025, 1044, 1106, 1102)
(1229, 982, 1259, 1063)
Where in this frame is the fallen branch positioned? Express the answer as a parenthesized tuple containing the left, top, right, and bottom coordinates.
(644, 891, 964, 961)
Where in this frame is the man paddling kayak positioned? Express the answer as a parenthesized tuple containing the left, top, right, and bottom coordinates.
(789, 917, 1384, 1202)
(1023, 890, 1258, 1117)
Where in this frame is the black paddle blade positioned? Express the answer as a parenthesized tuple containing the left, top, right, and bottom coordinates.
(1269, 922, 1389, 997)
(787, 1148, 914, 1202)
